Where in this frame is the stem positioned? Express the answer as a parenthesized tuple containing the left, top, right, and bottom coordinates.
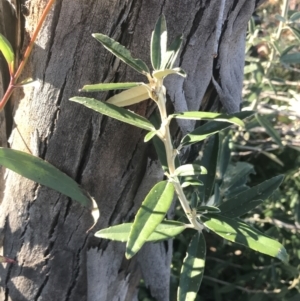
(0, 0, 56, 111)
(155, 83, 203, 231)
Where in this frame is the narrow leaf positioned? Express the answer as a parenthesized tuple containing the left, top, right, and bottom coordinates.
(280, 52, 300, 64)
(0, 33, 14, 74)
(218, 175, 284, 218)
(289, 12, 300, 22)
(256, 114, 283, 147)
(174, 164, 207, 177)
(198, 135, 219, 202)
(178, 232, 206, 301)
(181, 111, 255, 147)
(70, 97, 155, 131)
(164, 35, 183, 69)
(151, 14, 167, 70)
(106, 85, 149, 107)
(197, 206, 221, 214)
(81, 82, 142, 92)
(203, 215, 289, 263)
(144, 130, 158, 142)
(153, 68, 186, 79)
(93, 33, 150, 75)
(0, 148, 93, 209)
(126, 181, 175, 258)
(171, 112, 244, 127)
(181, 179, 203, 188)
(96, 220, 186, 242)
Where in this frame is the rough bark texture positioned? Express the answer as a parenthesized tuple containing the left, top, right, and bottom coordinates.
(0, 0, 259, 300)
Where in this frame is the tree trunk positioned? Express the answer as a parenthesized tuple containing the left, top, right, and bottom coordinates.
(0, 1, 260, 300)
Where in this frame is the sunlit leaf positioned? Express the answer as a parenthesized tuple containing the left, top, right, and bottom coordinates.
(180, 111, 255, 147)
(203, 215, 289, 263)
(171, 112, 245, 127)
(81, 82, 143, 92)
(163, 35, 183, 69)
(0, 33, 14, 74)
(0, 148, 93, 209)
(178, 232, 206, 301)
(219, 175, 284, 218)
(106, 85, 150, 107)
(95, 220, 186, 242)
(153, 68, 186, 79)
(70, 97, 155, 131)
(93, 33, 150, 75)
(144, 130, 158, 142)
(151, 14, 167, 70)
(126, 181, 174, 258)
(174, 164, 207, 177)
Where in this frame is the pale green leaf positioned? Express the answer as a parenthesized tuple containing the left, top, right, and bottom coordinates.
(70, 97, 155, 131)
(181, 179, 203, 188)
(153, 68, 186, 79)
(144, 130, 158, 142)
(219, 175, 284, 218)
(174, 164, 207, 177)
(151, 14, 167, 70)
(181, 111, 255, 147)
(95, 220, 186, 242)
(126, 181, 174, 258)
(171, 112, 245, 127)
(106, 85, 149, 107)
(93, 33, 150, 75)
(0, 33, 14, 74)
(178, 232, 206, 301)
(0, 148, 93, 209)
(203, 215, 289, 263)
(81, 82, 143, 92)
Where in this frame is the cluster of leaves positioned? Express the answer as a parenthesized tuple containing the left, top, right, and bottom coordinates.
(69, 15, 288, 300)
(0, 5, 293, 300)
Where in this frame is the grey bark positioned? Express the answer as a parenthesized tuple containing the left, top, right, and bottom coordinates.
(0, 0, 259, 300)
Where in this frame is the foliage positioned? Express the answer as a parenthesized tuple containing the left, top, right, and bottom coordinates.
(0, 2, 296, 300)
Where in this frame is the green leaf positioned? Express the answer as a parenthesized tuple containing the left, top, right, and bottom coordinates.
(144, 130, 158, 142)
(153, 68, 186, 79)
(197, 206, 221, 214)
(164, 35, 183, 69)
(70, 97, 155, 131)
(181, 111, 254, 147)
(178, 232, 206, 301)
(0, 148, 93, 209)
(255, 114, 283, 147)
(106, 85, 149, 107)
(80, 82, 143, 92)
(216, 132, 231, 182)
(0, 33, 15, 74)
(289, 12, 300, 22)
(126, 181, 174, 258)
(95, 220, 186, 242)
(198, 135, 219, 202)
(174, 164, 207, 177)
(181, 179, 203, 188)
(151, 14, 167, 70)
(203, 215, 289, 263)
(171, 112, 245, 127)
(93, 33, 150, 75)
(288, 26, 300, 42)
(280, 52, 300, 64)
(275, 14, 286, 23)
(219, 175, 284, 218)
